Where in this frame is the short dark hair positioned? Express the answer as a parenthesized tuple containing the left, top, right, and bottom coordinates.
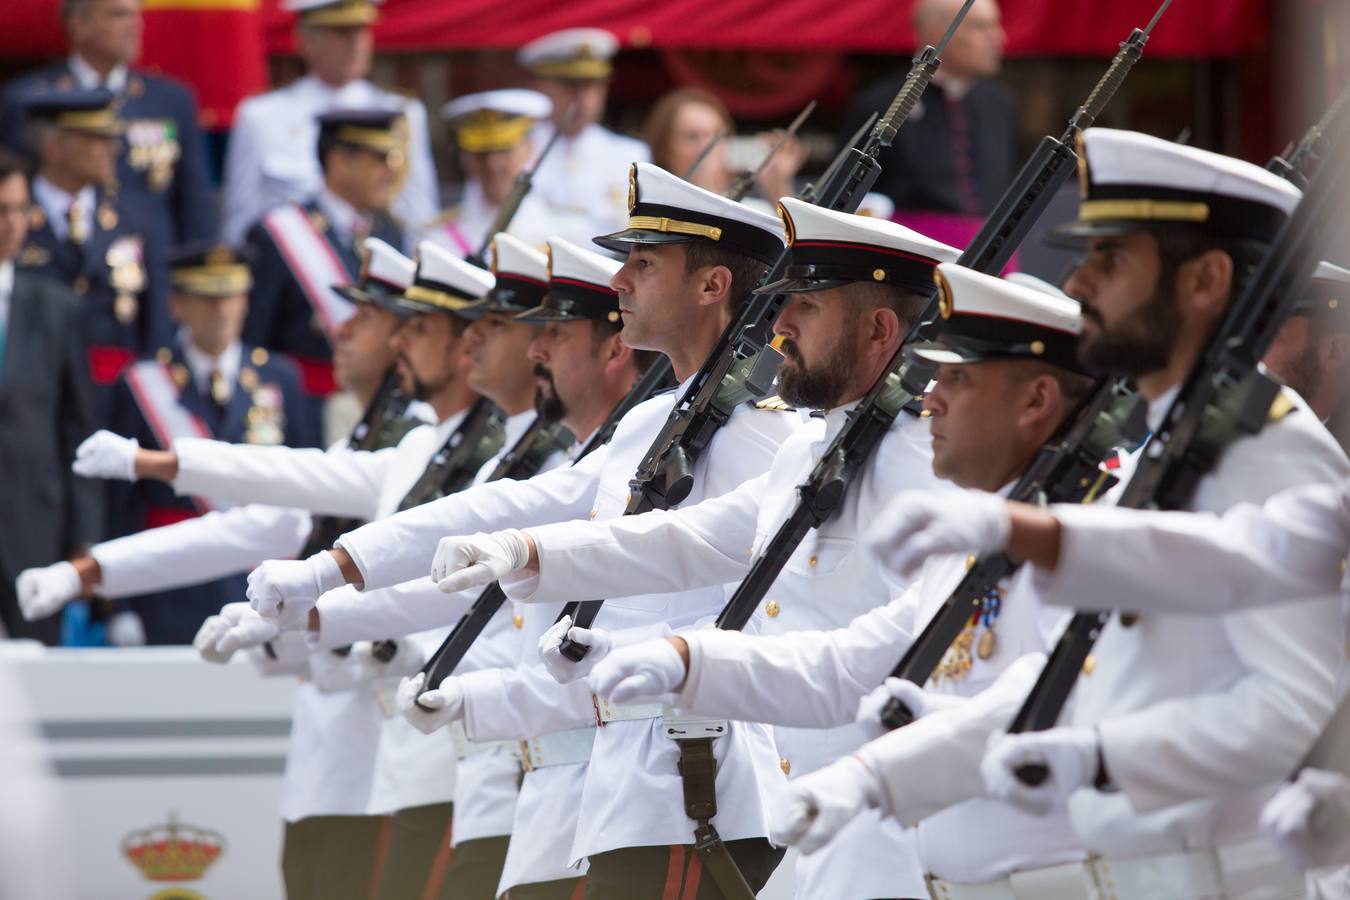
(0, 148, 29, 185)
(1153, 230, 1268, 310)
(316, 132, 343, 174)
(682, 241, 770, 316)
(838, 281, 930, 331)
(1009, 358, 1095, 410)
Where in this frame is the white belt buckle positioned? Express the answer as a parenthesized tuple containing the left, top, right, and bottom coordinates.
(661, 713, 730, 742)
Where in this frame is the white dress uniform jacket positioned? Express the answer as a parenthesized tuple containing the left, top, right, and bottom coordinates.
(525, 121, 649, 244)
(502, 406, 945, 896)
(1062, 389, 1348, 858)
(221, 74, 438, 248)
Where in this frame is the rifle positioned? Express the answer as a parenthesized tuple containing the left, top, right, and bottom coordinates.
(1267, 87, 1350, 187)
(799, 112, 876, 206)
(707, 1, 1170, 641)
(413, 357, 676, 709)
(554, 0, 984, 661)
(683, 128, 727, 181)
(724, 100, 817, 202)
(873, 378, 1145, 728)
(466, 104, 578, 267)
(395, 398, 507, 511)
(1006, 92, 1350, 786)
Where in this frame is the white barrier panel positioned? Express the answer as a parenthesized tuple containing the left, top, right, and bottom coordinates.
(4, 644, 296, 900)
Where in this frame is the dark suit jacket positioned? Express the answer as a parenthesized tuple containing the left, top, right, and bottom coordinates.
(0, 62, 214, 248)
(841, 76, 1020, 215)
(0, 269, 102, 642)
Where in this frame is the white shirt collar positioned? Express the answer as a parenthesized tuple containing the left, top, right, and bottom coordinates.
(32, 176, 95, 242)
(434, 406, 470, 440)
(180, 331, 243, 395)
(0, 260, 13, 297)
(69, 54, 128, 92)
(1146, 383, 1182, 432)
(502, 410, 537, 447)
(317, 187, 367, 242)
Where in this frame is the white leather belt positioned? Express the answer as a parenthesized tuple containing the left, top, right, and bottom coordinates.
(660, 713, 730, 742)
(447, 721, 512, 761)
(591, 694, 664, 725)
(926, 861, 1089, 900)
(1088, 838, 1305, 900)
(519, 727, 596, 771)
(926, 838, 1305, 900)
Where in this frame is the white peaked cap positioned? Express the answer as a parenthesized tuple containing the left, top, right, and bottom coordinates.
(1313, 261, 1350, 285)
(550, 236, 622, 287)
(363, 237, 415, 291)
(595, 161, 785, 263)
(911, 264, 1085, 373)
(492, 232, 549, 283)
(1300, 260, 1350, 317)
(518, 28, 619, 77)
(1005, 271, 1070, 301)
(516, 236, 621, 323)
(399, 240, 495, 314)
(441, 89, 553, 123)
(762, 196, 960, 294)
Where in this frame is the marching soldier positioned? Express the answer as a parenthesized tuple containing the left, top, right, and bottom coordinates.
(0, 0, 214, 250)
(439, 200, 965, 899)
(220, 0, 438, 248)
(424, 89, 560, 258)
(17, 87, 168, 419)
(20, 237, 423, 900)
(1263, 261, 1350, 452)
(518, 28, 650, 243)
(98, 243, 315, 645)
(241, 107, 405, 441)
(241, 163, 798, 898)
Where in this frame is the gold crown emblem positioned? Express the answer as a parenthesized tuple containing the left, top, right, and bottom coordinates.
(122, 811, 226, 882)
(627, 164, 638, 213)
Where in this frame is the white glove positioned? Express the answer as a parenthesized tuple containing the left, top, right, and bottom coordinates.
(308, 648, 366, 693)
(107, 610, 146, 646)
(16, 561, 83, 621)
(352, 639, 426, 681)
(431, 530, 531, 594)
(981, 727, 1100, 816)
(867, 488, 1011, 577)
(214, 605, 281, 656)
(1260, 768, 1350, 871)
(771, 755, 884, 855)
(193, 602, 250, 663)
(853, 677, 967, 740)
(247, 552, 344, 628)
(72, 430, 140, 481)
(588, 638, 686, 706)
(395, 672, 466, 735)
(538, 615, 612, 684)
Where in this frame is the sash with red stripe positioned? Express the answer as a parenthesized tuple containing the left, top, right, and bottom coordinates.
(124, 360, 214, 515)
(262, 203, 355, 345)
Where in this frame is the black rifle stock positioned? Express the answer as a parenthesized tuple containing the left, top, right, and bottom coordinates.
(725, 100, 817, 203)
(705, 1, 1169, 644)
(467, 104, 578, 267)
(1007, 92, 1350, 787)
(412, 359, 677, 709)
(554, 0, 985, 661)
(684, 128, 728, 181)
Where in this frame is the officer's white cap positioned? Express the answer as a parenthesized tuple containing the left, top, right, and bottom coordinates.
(399, 241, 495, 315)
(518, 28, 619, 79)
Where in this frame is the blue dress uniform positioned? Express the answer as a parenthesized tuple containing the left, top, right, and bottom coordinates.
(0, 56, 215, 249)
(16, 90, 171, 421)
(240, 110, 404, 422)
(104, 246, 317, 644)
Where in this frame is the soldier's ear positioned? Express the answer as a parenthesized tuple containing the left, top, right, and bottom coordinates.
(1176, 249, 1233, 320)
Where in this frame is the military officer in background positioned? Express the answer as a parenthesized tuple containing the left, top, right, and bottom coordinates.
(518, 28, 650, 243)
(220, 0, 438, 248)
(241, 107, 404, 442)
(17, 88, 168, 419)
(0, 0, 214, 252)
(98, 244, 315, 645)
(1263, 261, 1350, 452)
(424, 89, 559, 259)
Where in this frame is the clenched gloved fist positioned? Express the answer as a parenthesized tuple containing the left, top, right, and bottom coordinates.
(16, 561, 83, 621)
(538, 615, 611, 684)
(396, 672, 466, 735)
(72, 430, 140, 481)
(588, 638, 686, 706)
(981, 726, 1100, 816)
(771, 754, 885, 855)
(1260, 768, 1350, 871)
(853, 677, 967, 740)
(430, 530, 531, 594)
(247, 552, 345, 627)
(867, 488, 1011, 577)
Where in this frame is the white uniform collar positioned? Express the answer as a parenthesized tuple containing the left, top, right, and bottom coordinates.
(69, 54, 129, 92)
(501, 410, 537, 447)
(32, 176, 95, 242)
(181, 332, 243, 395)
(1146, 383, 1182, 432)
(318, 187, 368, 239)
(434, 405, 470, 440)
(0, 260, 14, 296)
(298, 73, 374, 104)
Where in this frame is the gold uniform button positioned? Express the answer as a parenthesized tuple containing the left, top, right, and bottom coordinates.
(73, 276, 89, 295)
(808, 555, 818, 568)
(624, 491, 631, 506)
(589, 507, 598, 520)
(779, 757, 791, 776)
(512, 613, 524, 630)
(764, 600, 780, 618)
(1082, 655, 1096, 676)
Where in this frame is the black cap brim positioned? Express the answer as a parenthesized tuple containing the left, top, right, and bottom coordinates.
(513, 302, 593, 324)
(592, 229, 696, 256)
(755, 275, 853, 295)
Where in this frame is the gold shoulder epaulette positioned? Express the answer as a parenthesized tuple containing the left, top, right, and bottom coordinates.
(1267, 389, 1297, 424)
(753, 395, 795, 412)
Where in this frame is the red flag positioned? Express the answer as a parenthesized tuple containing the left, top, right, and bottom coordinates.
(140, 0, 267, 130)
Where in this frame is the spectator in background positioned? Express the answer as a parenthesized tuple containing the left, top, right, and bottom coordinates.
(17, 88, 169, 422)
(1263, 261, 1350, 452)
(840, 0, 1017, 218)
(0, 0, 214, 260)
(219, 0, 438, 249)
(644, 86, 806, 208)
(0, 149, 102, 645)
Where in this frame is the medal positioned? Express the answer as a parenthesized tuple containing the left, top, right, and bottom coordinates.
(114, 292, 138, 324)
(977, 628, 997, 661)
(210, 371, 232, 406)
(98, 204, 118, 231)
